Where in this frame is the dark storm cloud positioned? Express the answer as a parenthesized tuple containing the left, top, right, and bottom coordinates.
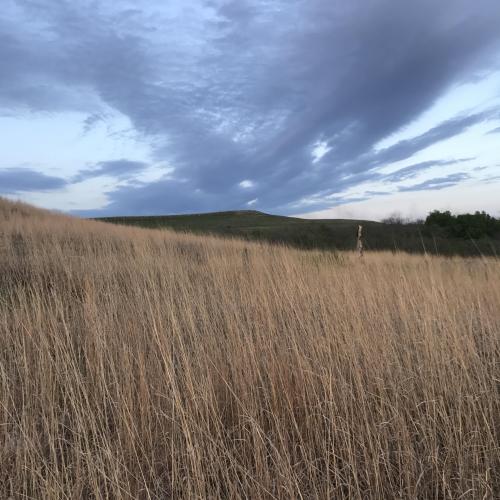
(2, 0, 500, 214)
(73, 160, 149, 182)
(398, 173, 470, 192)
(0, 168, 67, 194)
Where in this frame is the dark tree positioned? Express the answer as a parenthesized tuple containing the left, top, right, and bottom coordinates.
(425, 210, 500, 239)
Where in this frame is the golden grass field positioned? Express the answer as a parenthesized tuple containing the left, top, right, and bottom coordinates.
(0, 198, 499, 499)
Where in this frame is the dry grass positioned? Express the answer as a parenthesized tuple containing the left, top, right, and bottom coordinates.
(0, 198, 499, 499)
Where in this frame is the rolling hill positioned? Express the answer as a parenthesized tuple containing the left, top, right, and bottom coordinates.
(97, 210, 500, 256)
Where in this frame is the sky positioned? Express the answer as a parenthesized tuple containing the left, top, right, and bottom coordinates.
(1, 0, 500, 221)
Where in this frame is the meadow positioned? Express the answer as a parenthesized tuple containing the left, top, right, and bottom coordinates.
(1, 198, 499, 499)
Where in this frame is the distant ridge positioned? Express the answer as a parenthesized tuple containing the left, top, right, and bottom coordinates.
(96, 210, 499, 256)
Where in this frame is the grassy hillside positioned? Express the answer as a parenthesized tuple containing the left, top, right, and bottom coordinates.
(1, 198, 499, 498)
(98, 210, 500, 256)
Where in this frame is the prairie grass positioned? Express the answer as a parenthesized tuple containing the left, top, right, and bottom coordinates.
(0, 198, 499, 499)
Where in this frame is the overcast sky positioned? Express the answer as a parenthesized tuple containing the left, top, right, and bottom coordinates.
(1, 0, 500, 220)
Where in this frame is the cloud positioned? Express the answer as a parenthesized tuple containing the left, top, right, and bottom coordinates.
(82, 113, 106, 134)
(383, 161, 444, 183)
(73, 159, 149, 182)
(73, 178, 224, 217)
(364, 114, 490, 170)
(365, 191, 391, 196)
(383, 157, 474, 182)
(239, 180, 255, 189)
(487, 126, 500, 134)
(0, 168, 67, 194)
(398, 173, 470, 192)
(2, 0, 500, 214)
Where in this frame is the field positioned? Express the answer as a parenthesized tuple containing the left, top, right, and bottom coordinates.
(1, 198, 499, 499)
(98, 210, 500, 256)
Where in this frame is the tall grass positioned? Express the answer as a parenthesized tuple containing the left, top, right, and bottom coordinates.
(0, 198, 499, 499)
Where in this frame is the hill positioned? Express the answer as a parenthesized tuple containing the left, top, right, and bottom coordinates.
(98, 210, 500, 256)
(1, 198, 499, 498)
(98, 210, 374, 248)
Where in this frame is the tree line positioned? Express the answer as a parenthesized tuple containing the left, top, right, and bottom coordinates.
(424, 210, 500, 239)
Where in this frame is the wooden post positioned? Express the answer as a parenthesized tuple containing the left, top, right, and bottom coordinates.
(357, 224, 363, 257)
